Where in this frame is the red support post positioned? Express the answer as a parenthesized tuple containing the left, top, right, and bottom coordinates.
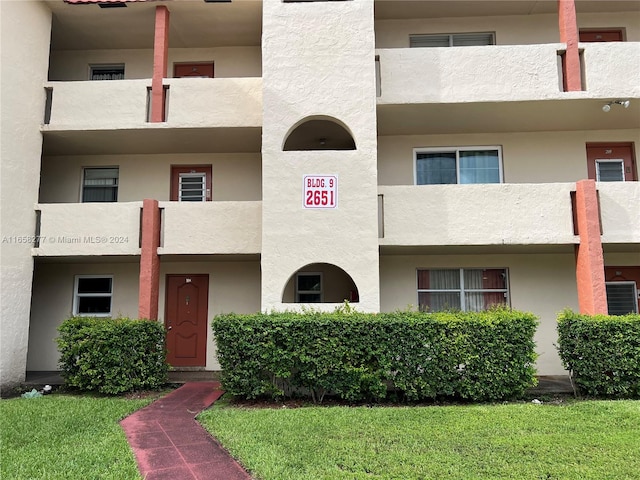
(558, 0, 582, 91)
(574, 180, 608, 314)
(151, 6, 169, 122)
(139, 199, 161, 319)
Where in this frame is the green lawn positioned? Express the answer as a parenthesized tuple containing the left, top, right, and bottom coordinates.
(199, 398, 640, 480)
(0, 395, 150, 480)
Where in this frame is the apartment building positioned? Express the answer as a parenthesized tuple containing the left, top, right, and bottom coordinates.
(1, 0, 639, 390)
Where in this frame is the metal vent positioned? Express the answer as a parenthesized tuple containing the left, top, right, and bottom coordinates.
(606, 282, 638, 315)
(410, 32, 495, 48)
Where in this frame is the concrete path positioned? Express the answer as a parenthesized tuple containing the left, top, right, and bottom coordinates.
(120, 382, 251, 480)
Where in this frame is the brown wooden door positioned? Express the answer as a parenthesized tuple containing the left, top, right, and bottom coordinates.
(174, 62, 214, 78)
(586, 143, 637, 182)
(605, 267, 640, 314)
(170, 165, 212, 201)
(165, 274, 209, 367)
(579, 30, 624, 42)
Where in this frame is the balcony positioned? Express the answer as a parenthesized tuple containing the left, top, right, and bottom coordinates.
(376, 43, 640, 135)
(599, 182, 640, 246)
(378, 183, 577, 249)
(34, 203, 142, 257)
(159, 201, 262, 255)
(42, 78, 263, 155)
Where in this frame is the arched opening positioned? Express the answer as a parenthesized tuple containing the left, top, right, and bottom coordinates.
(282, 263, 359, 303)
(283, 116, 356, 151)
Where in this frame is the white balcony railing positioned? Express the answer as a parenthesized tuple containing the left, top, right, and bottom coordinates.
(376, 44, 565, 105)
(44, 78, 263, 130)
(378, 183, 577, 246)
(164, 77, 262, 127)
(598, 182, 640, 245)
(159, 201, 262, 255)
(581, 42, 640, 98)
(34, 202, 142, 256)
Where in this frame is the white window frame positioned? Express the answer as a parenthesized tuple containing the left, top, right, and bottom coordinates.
(296, 272, 323, 303)
(605, 281, 638, 315)
(81, 167, 119, 203)
(178, 172, 207, 202)
(410, 32, 496, 48)
(595, 159, 625, 182)
(89, 64, 125, 81)
(413, 146, 504, 185)
(73, 275, 113, 317)
(416, 268, 510, 312)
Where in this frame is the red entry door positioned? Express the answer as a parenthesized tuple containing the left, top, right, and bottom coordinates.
(579, 30, 624, 42)
(586, 143, 637, 182)
(165, 275, 209, 367)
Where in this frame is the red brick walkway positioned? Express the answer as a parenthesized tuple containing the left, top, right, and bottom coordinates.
(120, 382, 251, 480)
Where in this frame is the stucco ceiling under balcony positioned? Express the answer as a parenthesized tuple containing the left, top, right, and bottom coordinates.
(376, 98, 640, 136)
(374, 0, 640, 20)
(47, 0, 262, 50)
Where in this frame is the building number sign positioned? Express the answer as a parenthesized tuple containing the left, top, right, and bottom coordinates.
(303, 175, 337, 209)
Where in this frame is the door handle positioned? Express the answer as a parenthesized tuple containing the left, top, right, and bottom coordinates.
(167, 326, 172, 331)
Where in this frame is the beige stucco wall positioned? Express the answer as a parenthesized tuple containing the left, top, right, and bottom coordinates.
(35, 203, 142, 257)
(379, 183, 576, 247)
(377, 130, 640, 186)
(39, 153, 262, 203)
(158, 260, 261, 370)
(26, 261, 141, 371)
(159, 202, 262, 255)
(380, 253, 579, 375)
(599, 182, 640, 245)
(45, 77, 262, 129)
(49, 46, 261, 81)
(375, 12, 640, 48)
(1, 0, 52, 389)
(261, 0, 380, 312)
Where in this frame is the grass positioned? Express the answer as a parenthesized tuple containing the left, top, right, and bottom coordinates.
(0, 394, 151, 480)
(199, 397, 640, 480)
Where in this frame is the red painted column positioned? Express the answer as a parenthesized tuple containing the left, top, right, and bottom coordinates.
(574, 180, 607, 314)
(139, 199, 161, 320)
(558, 0, 581, 91)
(151, 6, 169, 122)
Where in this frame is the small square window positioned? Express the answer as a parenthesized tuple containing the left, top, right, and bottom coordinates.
(89, 64, 125, 80)
(596, 160, 625, 182)
(296, 273, 322, 303)
(606, 282, 638, 315)
(82, 168, 118, 202)
(74, 276, 113, 316)
(179, 173, 207, 201)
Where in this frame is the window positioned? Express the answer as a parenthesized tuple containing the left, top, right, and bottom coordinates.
(606, 282, 638, 315)
(410, 33, 495, 48)
(82, 168, 118, 202)
(415, 147, 502, 185)
(89, 64, 125, 80)
(417, 268, 509, 312)
(73, 276, 113, 316)
(170, 166, 212, 201)
(296, 273, 322, 302)
(596, 160, 625, 182)
(179, 173, 207, 201)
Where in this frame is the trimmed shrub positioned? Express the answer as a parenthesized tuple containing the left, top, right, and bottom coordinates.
(57, 317, 168, 395)
(212, 308, 538, 402)
(557, 310, 640, 397)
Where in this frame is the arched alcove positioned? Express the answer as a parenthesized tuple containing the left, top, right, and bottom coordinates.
(283, 116, 356, 151)
(282, 263, 359, 303)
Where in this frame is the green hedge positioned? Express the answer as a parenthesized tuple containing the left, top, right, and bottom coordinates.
(212, 309, 538, 402)
(557, 310, 640, 397)
(57, 317, 168, 395)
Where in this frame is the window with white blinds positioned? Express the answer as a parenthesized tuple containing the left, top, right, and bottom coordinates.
(606, 282, 638, 315)
(410, 33, 495, 48)
(178, 173, 207, 202)
(82, 167, 118, 202)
